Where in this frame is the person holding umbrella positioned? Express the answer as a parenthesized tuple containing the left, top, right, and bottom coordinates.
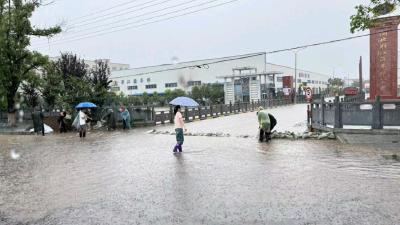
(173, 105, 186, 153)
(169, 97, 199, 153)
(78, 109, 88, 138)
(74, 102, 97, 139)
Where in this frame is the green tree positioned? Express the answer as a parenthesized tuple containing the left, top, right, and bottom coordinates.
(327, 78, 345, 95)
(141, 92, 149, 105)
(0, 0, 61, 125)
(164, 89, 186, 102)
(190, 86, 203, 102)
(350, 0, 398, 33)
(89, 60, 112, 107)
(21, 73, 41, 109)
(55, 53, 92, 110)
(328, 78, 345, 87)
(41, 62, 63, 110)
(351, 80, 360, 88)
(209, 84, 224, 104)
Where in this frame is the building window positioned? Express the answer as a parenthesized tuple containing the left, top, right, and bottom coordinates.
(127, 80, 131, 84)
(111, 87, 120, 92)
(134, 79, 137, 84)
(165, 83, 178, 88)
(147, 78, 151, 83)
(251, 77, 257, 81)
(277, 77, 283, 82)
(145, 84, 157, 89)
(128, 86, 138, 90)
(187, 81, 202, 86)
(297, 79, 301, 83)
(140, 78, 143, 83)
(121, 80, 124, 85)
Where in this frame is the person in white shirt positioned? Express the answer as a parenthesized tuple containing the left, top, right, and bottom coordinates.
(78, 110, 87, 138)
(173, 105, 186, 153)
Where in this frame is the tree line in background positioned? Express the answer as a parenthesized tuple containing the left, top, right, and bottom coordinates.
(1, 51, 225, 109)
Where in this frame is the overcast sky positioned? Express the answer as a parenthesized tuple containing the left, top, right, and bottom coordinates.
(30, 0, 373, 78)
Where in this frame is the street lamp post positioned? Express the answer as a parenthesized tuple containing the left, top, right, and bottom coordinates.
(294, 51, 298, 103)
(293, 48, 306, 104)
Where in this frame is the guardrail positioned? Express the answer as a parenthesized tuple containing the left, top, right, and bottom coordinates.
(310, 96, 400, 130)
(1, 96, 309, 128)
(153, 97, 307, 125)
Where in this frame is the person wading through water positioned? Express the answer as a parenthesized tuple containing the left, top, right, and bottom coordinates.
(257, 107, 277, 142)
(173, 105, 186, 153)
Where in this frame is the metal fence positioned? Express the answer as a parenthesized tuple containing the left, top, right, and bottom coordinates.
(1, 96, 308, 127)
(153, 96, 307, 125)
(310, 96, 400, 130)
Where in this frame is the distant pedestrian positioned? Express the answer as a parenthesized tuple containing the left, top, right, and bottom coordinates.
(257, 107, 277, 142)
(58, 111, 67, 133)
(120, 106, 131, 130)
(104, 108, 116, 131)
(32, 106, 45, 136)
(85, 109, 93, 131)
(173, 105, 186, 153)
(78, 109, 88, 138)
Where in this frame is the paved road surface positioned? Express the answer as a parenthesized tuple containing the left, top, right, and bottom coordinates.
(0, 104, 399, 225)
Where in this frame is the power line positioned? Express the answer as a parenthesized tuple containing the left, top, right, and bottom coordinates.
(67, 0, 143, 22)
(47, 0, 227, 41)
(111, 53, 266, 78)
(64, 0, 201, 36)
(31, 0, 241, 48)
(108, 28, 400, 78)
(265, 28, 399, 54)
(32, 0, 232, 46)
(67, 0, 173, 27)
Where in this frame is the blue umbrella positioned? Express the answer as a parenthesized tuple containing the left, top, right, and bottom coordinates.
(75, 102, 97, 109)
(169, 97, 199, 107)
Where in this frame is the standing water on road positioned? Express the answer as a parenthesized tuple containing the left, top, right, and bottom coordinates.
(0, 104, 399, 225)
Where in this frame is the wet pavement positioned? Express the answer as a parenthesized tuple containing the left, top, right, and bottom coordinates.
(0, 104, 399, 225)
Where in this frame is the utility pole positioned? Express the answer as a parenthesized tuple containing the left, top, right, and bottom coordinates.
(359, 56, 363, 94)
(293, 48, 306, 104)
(294, 51, 298, 103)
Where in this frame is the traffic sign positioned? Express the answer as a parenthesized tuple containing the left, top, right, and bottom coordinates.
(305, 87, 313, 100)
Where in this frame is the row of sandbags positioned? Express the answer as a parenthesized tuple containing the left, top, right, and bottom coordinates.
(147, 129, 336, 140)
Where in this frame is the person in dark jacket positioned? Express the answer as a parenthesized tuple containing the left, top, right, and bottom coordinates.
(32, 106, 45, 136)
(104, 108, 116, 131)
(58, 111, 67, 133)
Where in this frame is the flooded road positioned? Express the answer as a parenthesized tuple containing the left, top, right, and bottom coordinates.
(1, 104, 399, 225)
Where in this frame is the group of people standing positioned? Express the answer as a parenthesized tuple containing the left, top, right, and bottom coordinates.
(53, 105, 132, 139)
(41, 103, 276, 152)
(102, 106, 131, 131)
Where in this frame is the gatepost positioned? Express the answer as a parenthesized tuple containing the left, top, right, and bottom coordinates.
(334, 96, 343, 128)
(184, 107, 189, 121)
(321, 96, 325, 125)
(372, 96, 383, 129)
(169, 106, 173, 123)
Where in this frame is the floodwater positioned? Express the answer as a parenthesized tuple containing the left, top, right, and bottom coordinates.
(0, 104, 399, 225)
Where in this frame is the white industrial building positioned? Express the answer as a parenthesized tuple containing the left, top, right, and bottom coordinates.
(109, 52, 330, 103)
(49, 57, 130, 71)
(267, 63, 329, 94)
